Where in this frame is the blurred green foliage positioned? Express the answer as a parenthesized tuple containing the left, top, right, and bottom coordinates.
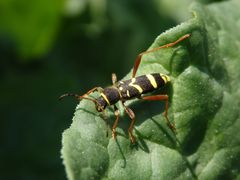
(0, 0, 64, 59)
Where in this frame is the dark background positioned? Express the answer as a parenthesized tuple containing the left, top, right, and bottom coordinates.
(0, 0, 216, 179)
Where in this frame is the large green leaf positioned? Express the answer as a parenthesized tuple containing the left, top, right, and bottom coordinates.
(62, 1, 240, 179)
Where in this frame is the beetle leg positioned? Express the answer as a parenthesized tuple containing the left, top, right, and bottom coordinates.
(132, 34, 190, 78)
(122, 102, 136, 143)
(84, 87, 103, 96)
(112, 105, 120, 140)
(141, 95, 176, 133)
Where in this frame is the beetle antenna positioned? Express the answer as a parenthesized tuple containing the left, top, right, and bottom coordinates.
(59, 93, 97, 104)
(59, 93, 80, 100)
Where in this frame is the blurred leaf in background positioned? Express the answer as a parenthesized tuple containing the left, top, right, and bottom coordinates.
(0, 0, 64, 60)
(64, 0, 108, 36)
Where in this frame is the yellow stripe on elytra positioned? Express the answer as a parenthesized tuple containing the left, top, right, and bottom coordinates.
(160, 73, 170, 84)
(100, 93, 110, 105)
(146, 74, 157, 88)
(129, 78, 143, 93)
(127, 90, 130, 97)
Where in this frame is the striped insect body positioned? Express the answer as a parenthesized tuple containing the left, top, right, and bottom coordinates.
(59, 34, 190, 143)
(117, 73, 169, 100)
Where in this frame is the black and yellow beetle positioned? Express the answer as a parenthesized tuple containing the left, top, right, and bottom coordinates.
(60, 34, 190, 143)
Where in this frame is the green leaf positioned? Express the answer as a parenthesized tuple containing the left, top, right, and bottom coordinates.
(0, 0, 64, 60)
(62, 1, 240, 179)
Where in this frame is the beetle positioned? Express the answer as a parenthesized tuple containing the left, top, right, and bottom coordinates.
(59, 34, 190, 143)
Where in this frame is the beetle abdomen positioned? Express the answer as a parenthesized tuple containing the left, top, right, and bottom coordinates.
(118, 73, 169, 100)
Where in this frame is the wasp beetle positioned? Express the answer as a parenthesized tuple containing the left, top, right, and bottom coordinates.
(60, 34, 190, 143)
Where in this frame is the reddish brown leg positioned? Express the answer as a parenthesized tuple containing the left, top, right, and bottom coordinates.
(122, 102, 136, 143)
(142, 95, 176, 132)
(112, 105, 120, 140)
(84, 87, 103, 96)
(132, 34, 190, 78)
